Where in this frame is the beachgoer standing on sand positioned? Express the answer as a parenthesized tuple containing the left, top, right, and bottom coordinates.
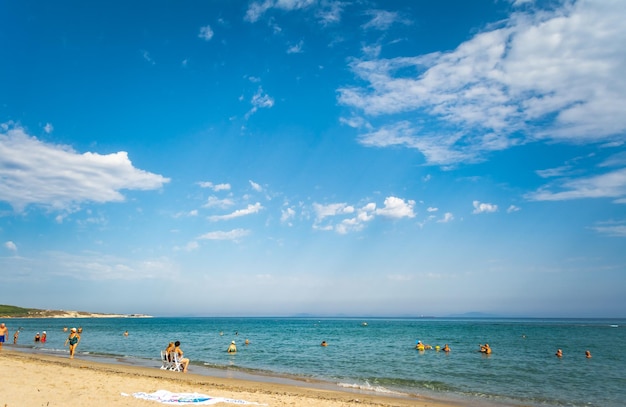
(0, 323, 8, 350)
(64, 328, 81, 358)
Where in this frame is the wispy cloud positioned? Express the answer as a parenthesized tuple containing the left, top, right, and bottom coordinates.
(362, 10, 410, 31)
(209, 203, 263, 221)
(198, 25, 214, 41)
(590, 220, 626, 237)
(245, 0, 318, 23)
(287, 40, 304, 54)
(249, 180, 262, 192)
(197, 229, 250, 241)
(526, 168, 626, 202)
(0, 124, 169, 212)
(245, 87, 275, 119)
(198, 181, 231, 191)
(339, 1, 626, 166)
(141, 50, 155, 65)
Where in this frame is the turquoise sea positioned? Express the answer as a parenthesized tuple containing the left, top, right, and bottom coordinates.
(5, 317, 625, 406)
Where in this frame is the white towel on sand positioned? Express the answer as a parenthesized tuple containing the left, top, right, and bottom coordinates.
(122, 390, 265, 405)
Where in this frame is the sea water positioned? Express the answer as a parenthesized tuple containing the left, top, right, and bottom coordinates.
(6, 317, 625, 407)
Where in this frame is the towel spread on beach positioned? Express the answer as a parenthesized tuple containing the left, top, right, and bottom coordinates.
(122, 390, 265, 405)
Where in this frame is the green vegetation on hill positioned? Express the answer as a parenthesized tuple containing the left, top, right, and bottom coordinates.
(0, 304, 40, 317)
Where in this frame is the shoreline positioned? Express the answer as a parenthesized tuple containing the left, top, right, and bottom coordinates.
(1, 349, 478, 407)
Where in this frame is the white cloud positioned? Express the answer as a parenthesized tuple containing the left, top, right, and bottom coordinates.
(317, 1, 344, 25)
(338, 0, 626, 165)
(249, 180, 262, 192)
(209, 203, 263, 221)
(46, 251, 178, 281)
(362, 10, 410, 31)
(43, 123, 53, 134)
(507, 205, 521, 213)
(245, 87, 275, 119)
(203, 196, 235, 209)
(287, 40, 304, 54)
(281, 207, 296, 224)
(526, 168, 626, 201)
(427, 207, 438, 212)
(141, 50, 155, 65)
(313, 197, 414, 233)
(245, 0, 317, 23)
(375, 196, 416, 219)
(198, 182, 231, 191)
(4, 241, 17, 251)
(437, 212, 454, 223)
(472, 200, 498, 214)
(312, 202, 354, 221)
(197, 229, 250, 241)
(198, 25, 214, 41)
(0, 125, 170, 212)
(590, 220, 626, 237)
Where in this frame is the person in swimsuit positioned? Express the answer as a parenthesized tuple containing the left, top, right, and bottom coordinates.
(174, 341, 190, 372)
(227, 341, 237, 353)
(64, 328, 81, 358)
(0, 323, 7, 350)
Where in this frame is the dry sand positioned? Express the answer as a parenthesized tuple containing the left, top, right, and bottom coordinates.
(0, 349, 469, 407)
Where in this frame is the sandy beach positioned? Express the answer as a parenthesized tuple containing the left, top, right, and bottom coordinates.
(0, 350, 465, 407)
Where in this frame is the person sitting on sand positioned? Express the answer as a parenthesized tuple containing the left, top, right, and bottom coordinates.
(227, 341, 237, 353)
(174, 341, 190, 372)
(555, 349, 563, 358)
(585, 350, 591, 358)
(165, 342, 175, 361)
(64, 328, 81, 358)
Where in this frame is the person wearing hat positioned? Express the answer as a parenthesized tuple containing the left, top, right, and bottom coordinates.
(64, 328, 81, 358)
(227, 340, 237, 353)
(41, 331, 47, 343)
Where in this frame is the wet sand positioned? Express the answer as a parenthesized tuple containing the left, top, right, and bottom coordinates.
(0, 349, 468, 407)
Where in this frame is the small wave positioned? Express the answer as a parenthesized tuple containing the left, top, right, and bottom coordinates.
(336, 381, 401, 395)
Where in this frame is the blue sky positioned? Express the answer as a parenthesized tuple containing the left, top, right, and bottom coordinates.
(1, 0, 625, 317)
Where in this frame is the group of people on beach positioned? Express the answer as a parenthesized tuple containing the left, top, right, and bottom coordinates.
(164, 341, 190, 372)
(0, 323, 81, 358)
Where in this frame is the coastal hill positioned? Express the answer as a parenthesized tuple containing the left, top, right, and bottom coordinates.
(0, 304, 150, 319)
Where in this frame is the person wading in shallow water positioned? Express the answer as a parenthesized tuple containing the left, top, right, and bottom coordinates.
(64, 328, 81, 358)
